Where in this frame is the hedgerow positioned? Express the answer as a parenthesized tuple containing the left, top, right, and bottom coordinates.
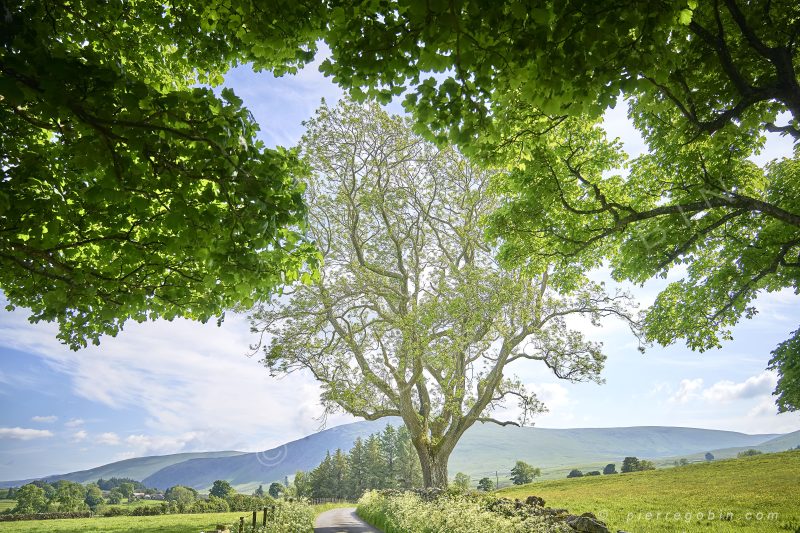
(357, 491, 573, 533)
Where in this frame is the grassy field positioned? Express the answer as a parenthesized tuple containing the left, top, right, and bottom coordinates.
(105, 498, 164, 509)
(498, 450, 800, 532)
(0, 501, 14, 512)
(0, 503, 351, 533)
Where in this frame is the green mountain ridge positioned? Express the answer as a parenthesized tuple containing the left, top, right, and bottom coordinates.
(3, 422, 796, 492)
(656, 429, 800, 465)
(0, 451, 245, 488)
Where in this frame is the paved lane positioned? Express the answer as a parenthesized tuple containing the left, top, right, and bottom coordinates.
(313, 507, 381, 533)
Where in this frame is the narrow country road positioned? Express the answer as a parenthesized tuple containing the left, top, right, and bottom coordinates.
(314, 507, 382, 533)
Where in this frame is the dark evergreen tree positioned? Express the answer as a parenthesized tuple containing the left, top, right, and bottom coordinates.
(381, 424, 399, 488)
(347, 437, 368, 498)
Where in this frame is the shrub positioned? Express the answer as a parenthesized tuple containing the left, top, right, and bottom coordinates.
(638, 460, 656, 471)
(252, 500, 314, 533)
(102, 507, 131, 517)
(586, 471, 601, 476)
(356, 490, 572, 533)
(226, 493, 272, 512)
(452, 473, 471, 492)
(738, 449, 763, 458)
(206, 496, 231, 513)
(566, 469, 583, 478)
(602, 463, 616, 474)
(130, 503, 167, 516)
(0, 511, 92, 522)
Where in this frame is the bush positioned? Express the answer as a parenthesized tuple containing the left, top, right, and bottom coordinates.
(254, 500, 314, 533)
(356, 490, 572, 533)
(621, 457, 655, 473)
(226, 494, 272, 512)
(566, 470, 583, 478)
(130, 503, 168, 516)
(602, 463, 616, 475)
(585, 471, 601, 476)
(638, 460, 656, 471)
(0, 511, 92, 522)
(738, 449, 763, 458)
(102, 507, 131, 517)
(206, 496, 232, 513)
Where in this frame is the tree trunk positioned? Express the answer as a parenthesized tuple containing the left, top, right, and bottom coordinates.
(417, 447, 450, 488)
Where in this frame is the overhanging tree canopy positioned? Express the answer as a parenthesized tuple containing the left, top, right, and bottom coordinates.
(0, 0, 323, 348)
(320, 0, 800, 410)
(250, 101, 640, 487)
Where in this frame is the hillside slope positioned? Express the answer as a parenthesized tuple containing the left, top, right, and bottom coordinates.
(0, 451, 244, 488)
(498, 450, 800, 532)
(2, 422, 791, 492)
(143, 421, 384, 491)
(655, 429, 800, 466)
(146, 423, 780, 491)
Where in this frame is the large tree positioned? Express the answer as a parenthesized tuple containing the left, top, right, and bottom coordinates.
(510, 460, 541, 485)
(250, 101, 639, 487)
(0, 1, 322, 348)
(320, 0, 800, 410)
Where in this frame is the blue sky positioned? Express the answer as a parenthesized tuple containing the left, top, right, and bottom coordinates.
(1, 54, 799, 481)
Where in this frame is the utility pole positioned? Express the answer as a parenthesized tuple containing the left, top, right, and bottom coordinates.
(495, 471, 499, 489)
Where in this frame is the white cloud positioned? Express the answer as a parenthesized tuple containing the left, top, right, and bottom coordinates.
(64, 418, 84, 428)
(72, 430, 88, 442)
(31, 415, 57, 423)
(0, 308, 351, 456)
(748, 397, 778, 418)
(669, 378, 704, 404)
(97, 432, 121, 446)
(124, 433, 203, 456)
(0, 427, 54, 440)
(702, 371, 778, 403)
(534, 382, 574, 411)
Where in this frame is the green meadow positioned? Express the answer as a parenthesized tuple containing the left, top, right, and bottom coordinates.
(498, 450, 800, 532)
(0, 503, 351, 533)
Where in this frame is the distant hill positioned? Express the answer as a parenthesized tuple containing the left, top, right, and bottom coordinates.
(656, 429, 800, 466)
(0, 451, 244, 488)
(1, 423, 792, 492)
(448, 424, 779, 475)
(143, 422, 381, 491)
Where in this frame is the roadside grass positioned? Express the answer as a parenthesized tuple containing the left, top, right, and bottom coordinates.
(0, 502, 343, 532)
(497, 450, 800, 532)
